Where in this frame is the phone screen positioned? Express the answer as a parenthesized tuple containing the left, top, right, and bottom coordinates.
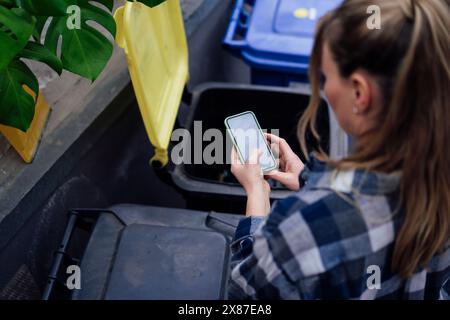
(225, 111, 276, 172)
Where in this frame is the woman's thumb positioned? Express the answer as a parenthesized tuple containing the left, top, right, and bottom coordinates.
(248, 148, 262, 165)
(267, 170, 288, 183)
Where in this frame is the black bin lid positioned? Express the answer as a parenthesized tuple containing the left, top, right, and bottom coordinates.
(105, 224, 229, 300)
(70, 205, 238, 300)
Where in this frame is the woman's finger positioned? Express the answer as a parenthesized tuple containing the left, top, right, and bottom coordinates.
(270, 142, 280, 158)
(265, 133, 293, 156)
(266, 169, 288, 183)
(231, 147, 240, 165)
(265, 133, 283, 143)
(279, 157, 286, 170)
(275, 157, 280, 169)
(248, 148, 263, 165)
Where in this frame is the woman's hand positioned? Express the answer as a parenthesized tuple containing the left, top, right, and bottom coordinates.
(230, 147, 271, 217)
(265, 133, 304, 191)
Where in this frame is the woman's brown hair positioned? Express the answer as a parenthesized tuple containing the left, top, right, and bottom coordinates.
(299, 0, 450, 277)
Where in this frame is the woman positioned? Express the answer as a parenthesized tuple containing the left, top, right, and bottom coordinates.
(229, 0, 450, 299)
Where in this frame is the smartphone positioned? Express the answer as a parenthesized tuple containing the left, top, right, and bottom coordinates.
(224, 111, 277, 173)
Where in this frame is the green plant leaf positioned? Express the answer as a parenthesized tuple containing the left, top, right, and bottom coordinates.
(130, 0, 166, 8)
(0, 59, 38, 131)
(42, 0, 116, 80)
(32, 15, 48, 41)
(0, 6, 35, 71)
(93, 0, 114, 12)
(19, 41, 63, 74)
(17, 0, 70, 16)
(0, 0, 16, 9)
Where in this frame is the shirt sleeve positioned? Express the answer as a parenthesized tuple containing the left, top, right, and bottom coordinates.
(299, 158, 311, 188)
(228, 202, 302, 300)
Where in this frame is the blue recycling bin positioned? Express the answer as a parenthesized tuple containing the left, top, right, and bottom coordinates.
(224, 0, 342, 86)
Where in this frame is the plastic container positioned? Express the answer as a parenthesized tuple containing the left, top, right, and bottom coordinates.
(223, 0, 342, 86)
(171, 82, 332, 212)
(43, 205, 241, 300)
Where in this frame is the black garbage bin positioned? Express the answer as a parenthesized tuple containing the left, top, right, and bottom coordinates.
(169, 82, 334, 213)
(43, 204, 242, 300)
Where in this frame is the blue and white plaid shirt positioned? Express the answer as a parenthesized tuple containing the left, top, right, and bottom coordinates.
(229, 155, 450, 300)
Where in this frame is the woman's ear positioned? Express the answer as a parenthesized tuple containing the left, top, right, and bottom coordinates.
(350, 72, 371, 114)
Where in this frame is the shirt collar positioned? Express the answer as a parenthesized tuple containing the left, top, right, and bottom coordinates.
(304, 154, 401, 196)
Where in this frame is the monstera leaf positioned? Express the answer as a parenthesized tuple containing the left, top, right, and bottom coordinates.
(0, 6, 35, 70)
(0, 0, 16, 8)
(0, 1, 63, 131)
(17, 0, 69, 16)
(40, 0, 116, 81)
(0, 0, 166, 131)
(19, 41, 63, 75)
(0, 59, 38, 131)
(0, 16, 62, 131)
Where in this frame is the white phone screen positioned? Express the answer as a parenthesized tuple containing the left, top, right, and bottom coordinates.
(226, 112, 276, 172)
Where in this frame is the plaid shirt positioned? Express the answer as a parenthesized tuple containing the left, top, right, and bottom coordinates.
(229, 155, 450, 300)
